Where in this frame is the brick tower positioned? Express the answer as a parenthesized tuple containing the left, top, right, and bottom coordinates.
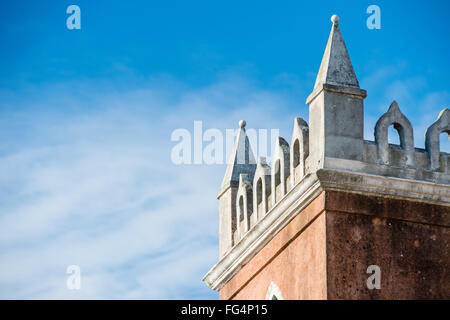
(203, 15, 450, 300)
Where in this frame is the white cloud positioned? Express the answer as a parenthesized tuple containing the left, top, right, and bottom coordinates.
(0, 74, 298, 299)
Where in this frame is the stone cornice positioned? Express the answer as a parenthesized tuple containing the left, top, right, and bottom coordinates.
(306, 83, 367, 105)
(203, 168, 450, 291)
(316, 168, 450, 206)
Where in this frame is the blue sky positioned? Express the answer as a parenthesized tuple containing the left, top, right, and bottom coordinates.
(0, 0, 449, 299)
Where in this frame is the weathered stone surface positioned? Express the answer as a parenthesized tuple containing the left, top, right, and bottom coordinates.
(290, 117, 309, 188)
(218, 120, 256, 257)
(271, 137, 290, 205)
(253, 157, 271, 221)
(220, 120, 256, 192)
(375, 101, 415, 167)
(325, 192, 450, 300)
(313, 15, 360, 89)
(235, 174, 253, 241)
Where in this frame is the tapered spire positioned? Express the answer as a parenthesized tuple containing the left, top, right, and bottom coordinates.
(307, 15, 366, 170)
(220, 120, 256, 192)
(313, 15, 360, 90)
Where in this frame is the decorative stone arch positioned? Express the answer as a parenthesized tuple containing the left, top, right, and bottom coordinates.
(374, 101, 415, 167)
(265, 281, 284, 300)
(252, 157, 271, 222)
(290, 117, 309, 188)
(235, 174, 253, 242)
(271, 137, 290, 206)
(425, 108, 450, 171)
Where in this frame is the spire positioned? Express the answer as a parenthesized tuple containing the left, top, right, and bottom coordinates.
(313, 15, 360, 90)
(306, 15, 366, 169)
(220, 120, 256, 192)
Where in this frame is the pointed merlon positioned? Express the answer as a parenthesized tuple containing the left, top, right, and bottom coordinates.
(220, 120, 257, 193)
(388, 100, 401, 113)
(313, 14, 360, 90)
(375, 101, 415, 167)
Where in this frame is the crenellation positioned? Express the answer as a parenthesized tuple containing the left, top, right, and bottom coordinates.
(290, 117, 309, 189)
(271, 137, 290, 206)
(213, 14, 449, 266)
(235, 173, 254, 244)
(361, 142, 449, 182)
(253, 157, 271, 222)
(374, 101, 415, 168)
(218, 106, 449, 257)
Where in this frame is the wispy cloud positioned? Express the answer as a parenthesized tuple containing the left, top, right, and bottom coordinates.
(0, 73, 298, 299)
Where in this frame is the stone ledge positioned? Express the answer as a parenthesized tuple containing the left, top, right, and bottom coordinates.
(317, 167, 450, 204)
(306, 83, 367, 105)
(323, 156, 450, 185)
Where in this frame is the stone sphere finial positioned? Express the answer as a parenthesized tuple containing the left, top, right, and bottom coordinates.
(331, 14, 339, 25)
(239, 120, 246, 128)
